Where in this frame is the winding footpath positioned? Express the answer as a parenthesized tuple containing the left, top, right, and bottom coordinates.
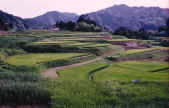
(41, 57, 102, 78)
(41, 45, 114, 78)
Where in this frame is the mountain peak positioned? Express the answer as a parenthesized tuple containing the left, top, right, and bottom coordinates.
(113, 4, 129, 8)
(82, 5, 169, 31)
(24, 11, 78, 29)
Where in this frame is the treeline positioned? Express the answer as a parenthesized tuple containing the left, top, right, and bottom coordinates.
(113, 27, 152, 40)
(159, 18, 169, 35)
(113, 18, 169, 40)
(0, 18, 13, 31)
(56, 15, 103, 32)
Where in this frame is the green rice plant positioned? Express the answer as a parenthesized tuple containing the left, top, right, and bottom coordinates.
(43, 54, 96, 68)
(126, 47, 169, 55)
(84, 43, 110, 47)
(94, 61, 169, 81)
(58, 61, 107, 80)
(0, 51, 6, 60)
(33, 40, 75, 45)
(46, 80, 169, 108)
(6, 53, 87, 66)
(109, 39, 137, 42)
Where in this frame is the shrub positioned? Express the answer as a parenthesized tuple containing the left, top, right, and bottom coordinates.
(0, 82, 50, 105)
(0, 72, 51, 105)
(0, 72, 40, 82)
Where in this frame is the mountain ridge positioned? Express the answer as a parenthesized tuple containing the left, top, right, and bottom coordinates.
(0, 4, 169, 30)
(24, 11, 78, 29)
(0, 10, 27, 30)
(81, 4, 169, 31)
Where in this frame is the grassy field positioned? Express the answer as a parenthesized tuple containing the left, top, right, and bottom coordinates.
(46, 80, 168, 108)
(56, 60, 169, 82)
(0, 51, 5, 60)
(58, 61, 108, 80)
(109, 39, 137, 42)
(35, 41, 110, 48)
(1, 30, 169, 108)
(126, 47, 169, 55)
(94, 61, 169, 81)
(6, 53, 87, 66)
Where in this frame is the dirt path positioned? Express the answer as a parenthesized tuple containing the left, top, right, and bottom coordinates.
(41, 57, 102, 78)
(41, 45, 114, 78)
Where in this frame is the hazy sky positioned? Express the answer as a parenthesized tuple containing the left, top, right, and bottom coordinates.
(0, 0, 168, 18)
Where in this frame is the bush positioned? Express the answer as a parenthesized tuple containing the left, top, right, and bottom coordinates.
(0, 61, 39, 73)
(0, 72, 40, 82)
(0, 72, 51, 105)
(0, 82, 50, 105)
(46, 80, 169, 108)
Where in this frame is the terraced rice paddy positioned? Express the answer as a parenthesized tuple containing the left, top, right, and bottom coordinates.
(6, 53, 87, 66)
(109, 39, 137, 42)
(94, 61, 169, 81)
(1, 30, 169, 108)
(33, 35, 111, 48)
(0, 52, 5, 60)
(56, 60, 169, 82)
(58, 61, 107, 80)
(125, 47, 169, 55)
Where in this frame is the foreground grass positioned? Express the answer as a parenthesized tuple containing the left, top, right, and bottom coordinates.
(45, 80, 169, 108)
(48, 60, 168, 108)
(94, 61, 169, 81)
(6, 53, 87, 66)
(0, 72, 50, 105)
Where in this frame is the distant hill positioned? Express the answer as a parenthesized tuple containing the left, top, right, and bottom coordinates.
(81, 5, 169, 31)
(24, 11, 78, 29)
(0, 11, 27, 31)
(1, 5, 169, 31)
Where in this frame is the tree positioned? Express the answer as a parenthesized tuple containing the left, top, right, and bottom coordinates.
(75, 21, 102, 32)
(113, 27, 150, 40)
(114, 27, 131, 36)
(77, 15, 97, 26)
(65, 21, 76, 30)
(159, 18, 169, 36)
(56, 21, 76, 31)
(56, 16, 102, 32)
(166, 18, 169, 35)
(0, 18, 13, 31)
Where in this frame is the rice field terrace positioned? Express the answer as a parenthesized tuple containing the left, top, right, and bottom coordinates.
(0, 30, 168, 108)
(6, 53, 87, 66)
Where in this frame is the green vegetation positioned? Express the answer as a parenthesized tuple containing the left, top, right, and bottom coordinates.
(46, 80, 168, 108)
(0, 72, 50, 105)
(94, 61, 169, 81)
(58, 61, 108, 80)
(109, 39, 137, 42)
(6, 53, 87, 66)
(0, 30, 168, 107)
(56, 16, 102, 32)
(125, 47, 169, 55)
(0, 51, 5, 60)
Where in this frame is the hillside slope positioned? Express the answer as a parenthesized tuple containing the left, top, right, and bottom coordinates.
(24, 11, 78, 29)
(0, 11, 27, 30)
(81, 5, 169, 31)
